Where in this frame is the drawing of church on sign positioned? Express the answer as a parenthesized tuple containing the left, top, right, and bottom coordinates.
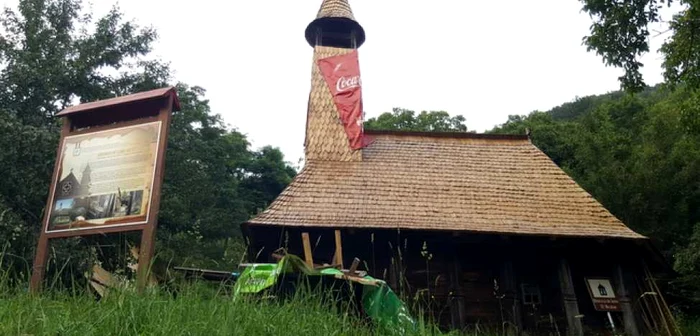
(242, 1, 675, 335)
(55, 164, 91, 200)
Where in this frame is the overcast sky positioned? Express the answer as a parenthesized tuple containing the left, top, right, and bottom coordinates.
(2, 1, 679, 163)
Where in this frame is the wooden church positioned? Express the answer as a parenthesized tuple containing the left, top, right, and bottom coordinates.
(243, 1, 674, 335)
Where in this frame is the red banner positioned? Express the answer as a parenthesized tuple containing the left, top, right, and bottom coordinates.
(317, 50, 371, 150)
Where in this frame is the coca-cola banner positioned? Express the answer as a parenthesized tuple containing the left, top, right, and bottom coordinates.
(317, 50, 371, 150)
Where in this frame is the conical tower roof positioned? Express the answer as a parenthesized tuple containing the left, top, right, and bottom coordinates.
(305, 0, 365, 48)
(316, 0, 355, 20)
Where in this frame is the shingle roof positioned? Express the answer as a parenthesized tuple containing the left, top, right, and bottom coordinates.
(315, 0, 355, 21)
(248, 131, 646, 240)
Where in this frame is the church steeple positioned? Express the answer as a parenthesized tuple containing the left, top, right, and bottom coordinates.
(304, 0, 365, 162)
(305, 0, 365, 48)
(80, 164, 91, 195)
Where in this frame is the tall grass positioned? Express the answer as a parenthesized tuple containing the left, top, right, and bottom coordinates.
(0, 257, 458, 336)
(0, 281, 376, 335)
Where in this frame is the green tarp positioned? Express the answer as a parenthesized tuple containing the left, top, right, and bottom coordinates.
(233, 255, 415, 334)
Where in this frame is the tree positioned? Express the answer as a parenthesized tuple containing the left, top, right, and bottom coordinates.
(492, 87, 700, 310)
(580, 0, 699, 92)
(364, 108, 468, 132)
(0, 0, 166, 278)
(0, 0, 296, 280)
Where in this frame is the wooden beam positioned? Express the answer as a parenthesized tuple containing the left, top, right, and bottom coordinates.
(348, 257, 360, 275)
(334, 230, 344, 269)
(301, 232, 313, 267)
(448, 247, 466, 330)
(615, 264, 641, 336)
(558, 257, 584, 336)
(30, 119, 72, 294)
(137, 97, 173, 293)
(501, 259, 523, 335)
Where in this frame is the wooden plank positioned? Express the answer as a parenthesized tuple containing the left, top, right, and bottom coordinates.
(302, 232, 314, 267)
(30, 119, 71, 294)
(448, 249, 466, 330)
(558, 257, 584, 336)
(334, 230, 344, 269)
(615, 264, 641, 336)
(348, 257, 360, 274)
(501, 259, 523, 335)
(137, 98, 173, 292)
(45, 223, 147, 239)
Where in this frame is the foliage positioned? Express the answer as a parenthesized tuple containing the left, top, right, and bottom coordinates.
(491, 86, 700, 311)
(365, 108, 468, 132)
(0, 0, 295, 283)
(580, 0, 700, 93)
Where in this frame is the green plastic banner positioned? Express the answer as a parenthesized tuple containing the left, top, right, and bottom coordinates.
(233, 255, 416, 333)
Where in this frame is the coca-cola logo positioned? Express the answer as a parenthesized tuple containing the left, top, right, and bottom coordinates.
(336, 75, 361, 93)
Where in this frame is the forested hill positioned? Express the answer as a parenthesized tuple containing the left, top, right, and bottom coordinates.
(547, 84, 662, 121)
(490, 86, 700, 309)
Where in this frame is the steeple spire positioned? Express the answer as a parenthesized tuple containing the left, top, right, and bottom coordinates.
(304, 0, 365, 162)
(305, 0, 365, 48)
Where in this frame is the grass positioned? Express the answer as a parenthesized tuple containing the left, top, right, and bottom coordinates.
(0, 282, 375, 336)
(1, 254, 696, 336)
(0, 265, 461, 336)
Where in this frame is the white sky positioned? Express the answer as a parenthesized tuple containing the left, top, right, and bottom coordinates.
(1, 1, 680, 164)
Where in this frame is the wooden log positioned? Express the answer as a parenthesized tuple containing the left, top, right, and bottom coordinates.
(348, 257, 360, 274)
(615, 264, 641, 336)
(557, 258, 584, 336)
(501, 259, 523, 335)
(448, 248, 466, 330)
(302, 232, 314, 267)
(334, 230, 344, 269)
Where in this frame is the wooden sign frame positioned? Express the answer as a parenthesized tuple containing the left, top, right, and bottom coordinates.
(30, 87, 180, 293)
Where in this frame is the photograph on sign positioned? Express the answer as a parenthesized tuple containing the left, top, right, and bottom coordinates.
(46, 121, 162, 232)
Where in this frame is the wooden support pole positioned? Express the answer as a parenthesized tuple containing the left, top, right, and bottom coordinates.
(448, 247, 466, 330)
(302, 232, 313, 267)
(349, 257, 360, 274)
(615, 264, 641, 336)
(558, 258, 584, 336)
(334, 230, 344, 269)
(29, 235, 50, 293)
(30, 119, 71, 294)
(136, 98, 172, 293)
(501, 259, 523, 335)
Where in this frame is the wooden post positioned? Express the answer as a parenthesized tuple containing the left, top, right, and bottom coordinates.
(334, 230, 344, 269)
(615, 264, 641, 336)
(29, 234, 50, 293)
(558, 258, 584, 336)
(136, 98, 172, 292)
(349, 257, 360, 274)
(30, 119, 71, 293)
(448, 249, 466, 330)
(302, 232, 313, 267)
(501, 259, 523, 335)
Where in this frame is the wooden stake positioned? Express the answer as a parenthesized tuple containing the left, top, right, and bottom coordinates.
(334, 230, 344, 269)
(349, 257, 360, 274)
(302, 232, 313, 267)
